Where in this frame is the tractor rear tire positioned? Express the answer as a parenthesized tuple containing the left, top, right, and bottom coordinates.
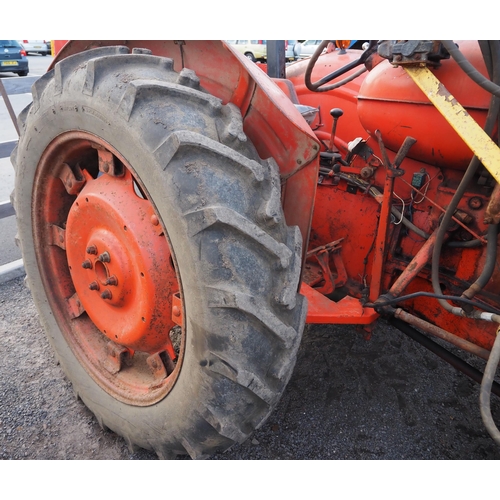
(13, 46, 307, 459)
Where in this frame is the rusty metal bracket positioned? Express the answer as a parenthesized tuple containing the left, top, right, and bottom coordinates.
(306, 239, 344, 294)
(378, 40, 449, 67)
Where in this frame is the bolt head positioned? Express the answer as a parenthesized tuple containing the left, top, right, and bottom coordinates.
(98, 251, 111, 263)
(468, 196, 483, 210)
(100, 289, 112, 300)
(105, 275, 118, 286)
(89, 281, 100, 291)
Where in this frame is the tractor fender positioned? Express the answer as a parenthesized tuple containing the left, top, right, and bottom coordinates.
(49, 40, 320, 254)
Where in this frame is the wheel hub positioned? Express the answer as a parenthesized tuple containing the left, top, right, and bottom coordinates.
(66, 169, 178, 354)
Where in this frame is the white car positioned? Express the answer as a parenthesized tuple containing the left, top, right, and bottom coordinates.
(298, 40, 370, 59)
(18, 40, 51, 56)
(298, 40, 323, 59)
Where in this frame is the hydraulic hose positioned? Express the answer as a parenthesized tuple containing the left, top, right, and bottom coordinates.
(431, 86, 500, 313)
(441, 40, 500, 98)
(480, 328, 500, 445)
(431, 154, 481, 313)
(462, 223, 499, 301)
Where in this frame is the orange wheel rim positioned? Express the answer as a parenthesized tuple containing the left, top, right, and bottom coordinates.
(32, 131, 185, 405)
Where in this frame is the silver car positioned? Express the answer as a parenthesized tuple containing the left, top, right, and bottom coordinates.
(18, 40, 51, 56)
(285, 40, 301, 61)
(298, 40, 323, 59)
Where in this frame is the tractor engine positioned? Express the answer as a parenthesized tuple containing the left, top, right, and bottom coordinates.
(286, 40, 500, 377)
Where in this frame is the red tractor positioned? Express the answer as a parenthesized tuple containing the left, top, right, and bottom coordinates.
(12, 40, 500, 458)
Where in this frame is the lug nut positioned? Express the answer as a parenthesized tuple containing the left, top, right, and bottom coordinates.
(98, 251, 111, 263)
(89, 281, 100, 291)
(82, 259, 93, 269)
(104, 275, 118, 286)
(86, 245, 98, 255)
(100, 289, 112, 300)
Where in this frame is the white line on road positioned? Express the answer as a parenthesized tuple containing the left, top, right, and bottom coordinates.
(0, 258, 25, 284)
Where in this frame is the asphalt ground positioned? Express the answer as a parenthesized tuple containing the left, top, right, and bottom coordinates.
(2, 274, 500, 461)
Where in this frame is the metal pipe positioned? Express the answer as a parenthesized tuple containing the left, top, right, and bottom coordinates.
(369, 133, 396, 302)
(389, 317, 500, 398)
(394, 308, 491, 360)
(267, 41, 286, 79)
(389, 229, 439, 297)
(369, 134, 415, 302)
(0, 79, 20, 136)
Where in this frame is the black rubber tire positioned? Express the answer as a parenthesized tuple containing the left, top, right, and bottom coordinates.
(13, 46, 307, 459)
(17, 71, 28, 77)
(244, 52, 256, 62)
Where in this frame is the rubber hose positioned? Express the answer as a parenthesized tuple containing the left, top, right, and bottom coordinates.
(441, 40, 500, 98)
(462, 223, 499, 299)
(480, 329, 500, 445)
(431, 92, 500, 312)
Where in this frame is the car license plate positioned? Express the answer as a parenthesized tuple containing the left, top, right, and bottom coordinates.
(1, 61, 18, 66)
(34, 45, 41, 48)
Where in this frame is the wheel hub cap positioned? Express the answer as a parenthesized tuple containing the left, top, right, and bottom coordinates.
(66, 169, 177, 354)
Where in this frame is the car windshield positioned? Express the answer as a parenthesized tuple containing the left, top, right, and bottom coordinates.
(0, 40, 20, 48)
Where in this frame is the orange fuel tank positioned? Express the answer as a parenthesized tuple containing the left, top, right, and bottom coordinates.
(357, 40, 495, 170)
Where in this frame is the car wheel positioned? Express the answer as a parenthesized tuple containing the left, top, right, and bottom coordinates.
(244, 52, 256, 62)
(17, 71, 28, 77)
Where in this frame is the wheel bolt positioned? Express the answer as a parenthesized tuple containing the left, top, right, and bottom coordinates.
(89, 281, 100, 291)
(98, 251, 111, 263)
(86, 245, 98, 255)
(101, 289, 112, 300)
(104, 275, 118, 286)
(82, 259, 93, 269)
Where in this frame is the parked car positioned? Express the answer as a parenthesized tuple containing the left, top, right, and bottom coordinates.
(285, 40, 301, 61)
(226, 40, 267, 62)
(18, 40, 51, 56)
(299, 40, 370, 59)
(0, 40, 29, 76)
(298, 40, 324, 59)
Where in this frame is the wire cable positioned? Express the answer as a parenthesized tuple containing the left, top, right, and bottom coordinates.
(365, 292, 500, 315)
